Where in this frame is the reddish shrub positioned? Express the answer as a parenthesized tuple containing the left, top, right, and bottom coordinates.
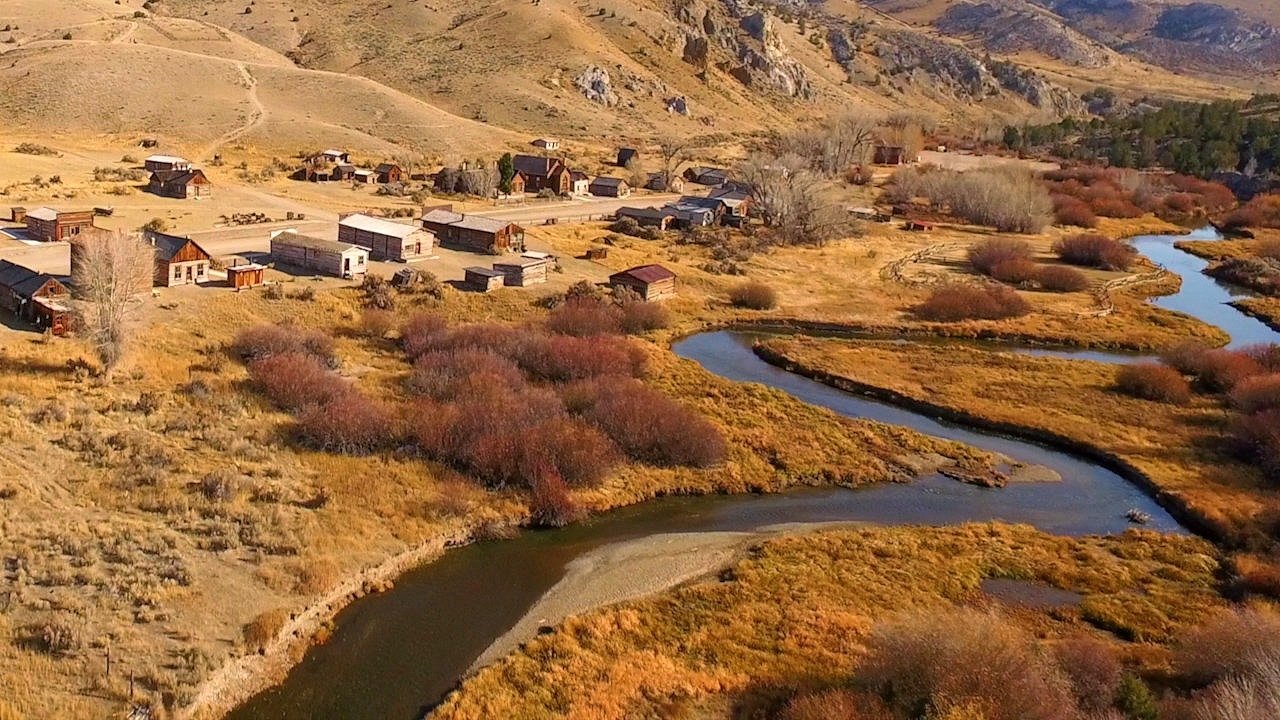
(1052, 638, 1122, 714)
(528, 469, 579, 528)
(1207, 258, 1280, 295)
(295, 392, 396, 454)
(1051, 194, 1097, 228)
(1221, 194, 1280, 230)
(248, 352, 351, 411)
(915, 284, 1031, 322)
(1163, 192, 1196, 214)
(1230, 374, 1280, 415)
(400, 313, 449, 360)
(1052, 234, 1136, 271)
(1175, 608, 1280, 685)
(618, 300, 670, 334)
(547, 297, 621, 337)
(1036, 265, 1089, 292)
(1195, 349, 1263, 392)
(1243, 343, 1280, 372)
(968, 238, 1032, 277)
(408, 349, 525, 399)
(1089, 196, 1144, 219)
(728, 280, 780, 310)
(780, 690, 894, 720)
(1161, 341, 1213, 375)
(233, 324, 336, 366)
(1115, 363, 1192, 404)
(990, 258, 1040, 285)
(1232, 409, 1280, 482)
(527, 417, 621, 488)
(519, 334, 646, 382)
(570, 377, 727, 468)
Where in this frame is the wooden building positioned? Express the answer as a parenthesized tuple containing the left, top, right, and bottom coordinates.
(24, 207, 95, 242)
(10, 207, 25, 223)
(683, 166, 731, 186)
(420, 209, 524, 254)
(512, 155, 571, 195)
(903, 219, 935, 232)
(144, 155, 191, 173)
(338, 213, 433, 262)
(270, 232, 368, 278)
(227, 263, 266, 290)
(374, 163, 403, 184)
(645, 172, 684, 192)
(616, 147, 639, 167)
(616, 206, 674, 230)
(492, 256, 550, 287)
(609, 264, 676, 301)
(147, 169, 212, 199)
(873, 145, 909, 165)
(146, 231, 212, 287)
(530, 138, 560, 151)
(589, 176, 630, 198)
(0, 259, 71, 335)
(569, 171, 590, 196)
(464, 266, 505, 292)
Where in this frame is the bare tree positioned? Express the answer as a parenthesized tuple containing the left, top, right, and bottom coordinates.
(780, 112, 879, 177)
(458, 160, 498, 197)
(71, 230, 155, 379)
(738, 152, 849, 245)
(656, 136, 689, 192)
(882, 111, 934, 162)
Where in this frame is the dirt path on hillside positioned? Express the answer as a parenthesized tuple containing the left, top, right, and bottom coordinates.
(201, 63, 265, 161)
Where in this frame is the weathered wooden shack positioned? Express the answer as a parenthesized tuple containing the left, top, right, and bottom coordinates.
(227, 263, 266, 290)
(589, 176, 631, 198)
(338, 213, 433, 262)
(0, 259, 71, 334)
(609, 264, 676, 301)
(464, 266, 505, 292)
(492, 257, 550, 287)
(24, 207, 95, 242)
(873, 145, 909, 165)
(147, 231, 212, 287)
(147, 169, 212, 199)
(144, 155, 191, 173)
(270, 232, 368, 278)
(420, 210, 524, 254)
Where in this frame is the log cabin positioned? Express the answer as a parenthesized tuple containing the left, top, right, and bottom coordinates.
(144, 155, 191, 173)
(146, 231, 213, 287)
(374, 163, 403, 184)
(464, 266, 505, 292)
(338, 213, 433, 262)
(0, 259, 71, 335)
(609, 264, 676, 301)
(588, 176, 630, 198)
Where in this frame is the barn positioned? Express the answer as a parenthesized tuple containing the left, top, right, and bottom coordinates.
(491, 256, 550, 287)
(270, 232, 368, 278)
(609, 264, 676, 301)
(589, 176, 631, 198)
(0, 259, 71, 334)
(338, 213, 433, 262)
(147, 231, 213, 287)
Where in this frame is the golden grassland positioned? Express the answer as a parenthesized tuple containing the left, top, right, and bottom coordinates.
(433, 524, 1230, 720)
(0, 203, 1243, 718)
(549, 214, 1227, 351)
(756, 335, 1279, 552)
(0, 276, 996, 719)
(1237, 297, 1280, 331)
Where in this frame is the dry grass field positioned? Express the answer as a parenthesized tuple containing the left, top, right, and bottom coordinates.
(434, 523, 1230, 719)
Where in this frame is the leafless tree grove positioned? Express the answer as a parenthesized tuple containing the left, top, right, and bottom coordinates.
(738, 152, 848, 245)
(71, 230, 155, 379)
(779, 112, 879, 177)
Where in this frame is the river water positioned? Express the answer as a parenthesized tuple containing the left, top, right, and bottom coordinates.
(226, 227, 1268, 720)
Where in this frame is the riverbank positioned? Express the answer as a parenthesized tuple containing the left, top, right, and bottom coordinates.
(433, 524, 1226, 719)
(754, 336, 1276, 550)
(1236, 298, 1280, 331)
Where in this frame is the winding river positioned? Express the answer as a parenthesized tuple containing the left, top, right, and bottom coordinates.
(226, 228, 1273, 720)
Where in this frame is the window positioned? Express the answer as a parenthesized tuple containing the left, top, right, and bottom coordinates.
(358, 256, 365, 266)
(197, 264, 206, 277)
(174, 266, 181, 280)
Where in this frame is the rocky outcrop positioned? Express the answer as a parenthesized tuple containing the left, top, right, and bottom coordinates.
(673, 0, 814, 99)
(574, 65, 619, 107)
(989, 61, 1086, 116)
(936, 1, 1110, 68)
